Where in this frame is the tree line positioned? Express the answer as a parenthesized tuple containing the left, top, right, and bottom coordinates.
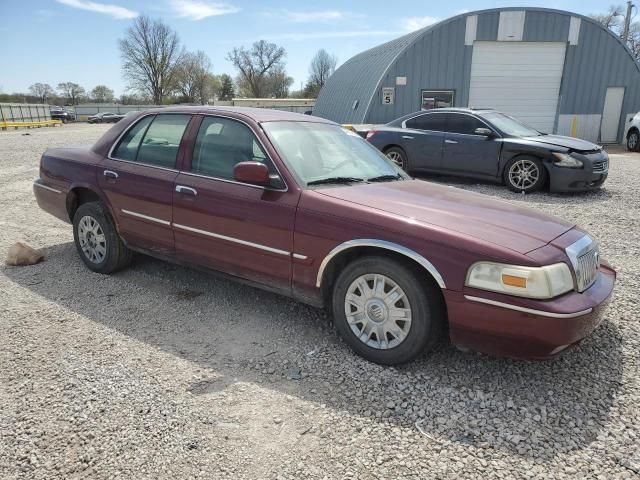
(2, 15, 337, 106)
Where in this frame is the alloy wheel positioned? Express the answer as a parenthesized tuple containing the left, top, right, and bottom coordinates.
(629, 132, 639, 150)
(344, 273, 412, 349)
(386, 151, 405, 169)
(508, 159, 540, 191)
(78, 215, 107, 264)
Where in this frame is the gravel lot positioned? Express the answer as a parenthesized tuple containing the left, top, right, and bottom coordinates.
(1, 123, 639, 479)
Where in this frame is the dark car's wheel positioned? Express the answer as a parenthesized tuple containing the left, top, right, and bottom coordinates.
(384, 146, 408, 172)
(73, 202, 132, 274)
(627, 129, 639, 151)
(504, 156, 547, 193)
(331, 256, 443, 365)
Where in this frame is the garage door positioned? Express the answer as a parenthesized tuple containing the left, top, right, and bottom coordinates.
(468, 42, 567, 133)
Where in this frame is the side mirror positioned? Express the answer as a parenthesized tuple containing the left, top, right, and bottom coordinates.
(234, 161, 270, 186)
(475, 127, 495, 137)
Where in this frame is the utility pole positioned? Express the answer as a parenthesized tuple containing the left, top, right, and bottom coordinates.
(622, 0, 635, 43)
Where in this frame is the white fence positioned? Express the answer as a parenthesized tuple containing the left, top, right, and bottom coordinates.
(0, 103, 51, 122)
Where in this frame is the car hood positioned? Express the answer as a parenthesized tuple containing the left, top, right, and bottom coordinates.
(522, 134, 600, 152)
(317, 180, 575, 254)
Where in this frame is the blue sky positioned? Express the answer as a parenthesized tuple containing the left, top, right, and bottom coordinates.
(0, 0, 619, 97)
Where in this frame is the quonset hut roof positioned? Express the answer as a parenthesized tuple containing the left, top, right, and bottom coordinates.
(314, 7, 640, 125)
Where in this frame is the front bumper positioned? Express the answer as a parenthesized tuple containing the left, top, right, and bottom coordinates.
(547, 152, 609, 192)
(445, 264, 616, 359)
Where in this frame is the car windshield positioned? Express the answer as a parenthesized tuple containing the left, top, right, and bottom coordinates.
(481, 112, 541, 137)
(262, 122, 408, 186)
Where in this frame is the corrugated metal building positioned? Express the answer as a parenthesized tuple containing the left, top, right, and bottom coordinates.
(314, 7, 640, 143)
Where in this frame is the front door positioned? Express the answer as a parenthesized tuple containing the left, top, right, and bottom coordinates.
(172, 115, 299, 292)
(441, 112, 501, 177)
(98, 113, 192, 256)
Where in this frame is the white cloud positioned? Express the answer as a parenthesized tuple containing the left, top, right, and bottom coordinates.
(169, 0, 240, 21)
(285, 10, 346, 23)
(264, 30, 401, 41)
(55, 0, 138, 19)
(402, 16, 440, 32)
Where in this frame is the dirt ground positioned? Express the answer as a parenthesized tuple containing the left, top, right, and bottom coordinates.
(1, 123, 639, 479)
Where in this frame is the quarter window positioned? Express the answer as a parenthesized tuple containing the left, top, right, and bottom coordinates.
(112, 115, 153, 161)
(405, 113, 447, 132)
(447, 114, 487, 135)
(192, 117, 272, 181)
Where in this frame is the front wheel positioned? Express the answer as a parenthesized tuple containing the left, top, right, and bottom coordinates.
(627, 130, 639, 151)
(73, 202, 132, 274)
(504, 157, 547, 193)
(331, 256, 443, 365)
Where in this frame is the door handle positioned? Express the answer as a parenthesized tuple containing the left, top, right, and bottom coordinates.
(402, 135, 414, 139)
(445, 139, 458, 144)
(175, 185, 197, 196)
(103, 170, 118, 179)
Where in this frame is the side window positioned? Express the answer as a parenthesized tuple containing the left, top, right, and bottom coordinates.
(405, 113, 447, 132)
(448, 114, 487, 135)
(135, 114, 191, 168)
(192, 116, 272, 180)
(112, 115, 154, 161)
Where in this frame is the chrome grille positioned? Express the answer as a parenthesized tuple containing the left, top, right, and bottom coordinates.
(576, 250, 599, 291)
(566, 235, 599, 292)
(593, 159, 608, 173)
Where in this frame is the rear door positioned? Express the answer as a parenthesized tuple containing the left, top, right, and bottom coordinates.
(402, 112, 447, 170)
(441, 112, 501, 177)
(172, 115, 298, 292)
(98, 113, 192, 256)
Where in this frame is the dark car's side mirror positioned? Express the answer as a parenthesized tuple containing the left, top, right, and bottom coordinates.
(475, 127, 495, 137)
(234, 161, 270, 186)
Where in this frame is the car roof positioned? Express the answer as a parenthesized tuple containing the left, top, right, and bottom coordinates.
(140, 105, 336, 124)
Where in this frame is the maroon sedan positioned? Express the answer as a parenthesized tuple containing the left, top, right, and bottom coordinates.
(33, 107, 615, 365)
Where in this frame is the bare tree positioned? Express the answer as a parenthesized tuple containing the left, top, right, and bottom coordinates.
(175, 50, 212, 104)
(119, 15, 184, 104)
(227, 40, 286, 97)
(266, 68, 294, 98)
(29, 83, 55, 103)
(91, 85, 114, 103)
(57, 82, 86, 105)
(592, 5, 640, 60)
(305, 49, 337, 97)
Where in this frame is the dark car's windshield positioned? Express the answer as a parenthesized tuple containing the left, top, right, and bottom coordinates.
(262, 122, 408, 186)
(481, 112, 541, 137)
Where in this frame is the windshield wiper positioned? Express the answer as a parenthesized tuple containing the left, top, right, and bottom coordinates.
(307, 177, 365, 186)
(367, 174, 403, 182)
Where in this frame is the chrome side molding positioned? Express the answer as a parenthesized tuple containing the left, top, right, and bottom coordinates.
(33, 181, 62, 194)
(315, 239, 446, 289)
(121, 209, 171, 226)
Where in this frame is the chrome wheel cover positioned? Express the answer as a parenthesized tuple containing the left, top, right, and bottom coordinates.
(386, 151, 405, 169)
(629, 133, 638, 150)
(344, 273, 412, 349)
(78, 215, 107, 264)
(508, 159, 540, 190)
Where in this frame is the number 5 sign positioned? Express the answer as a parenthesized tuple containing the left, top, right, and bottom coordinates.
(382, 87, 395, 105)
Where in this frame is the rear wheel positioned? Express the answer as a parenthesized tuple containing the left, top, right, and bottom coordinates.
(504, 157, 547, 193)
(73, 202, 132, 274)
(627, 130, 639, 151)
(331, 256, 443, 365)
(384, 146, 408, 172)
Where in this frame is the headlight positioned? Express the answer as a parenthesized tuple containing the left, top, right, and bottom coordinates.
(466, 262, 574, 299)
(552, 152, 583, 168)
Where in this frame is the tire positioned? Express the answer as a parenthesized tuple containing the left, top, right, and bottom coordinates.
(504, 156, 547, 193)
(627, 130, 639, 151)
(384, 146, 409, 172)
(72, 202, 132, 274)
(331, 256, 444, 365)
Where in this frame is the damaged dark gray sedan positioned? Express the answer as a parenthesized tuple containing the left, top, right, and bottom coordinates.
(366, 108, 609, 193)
